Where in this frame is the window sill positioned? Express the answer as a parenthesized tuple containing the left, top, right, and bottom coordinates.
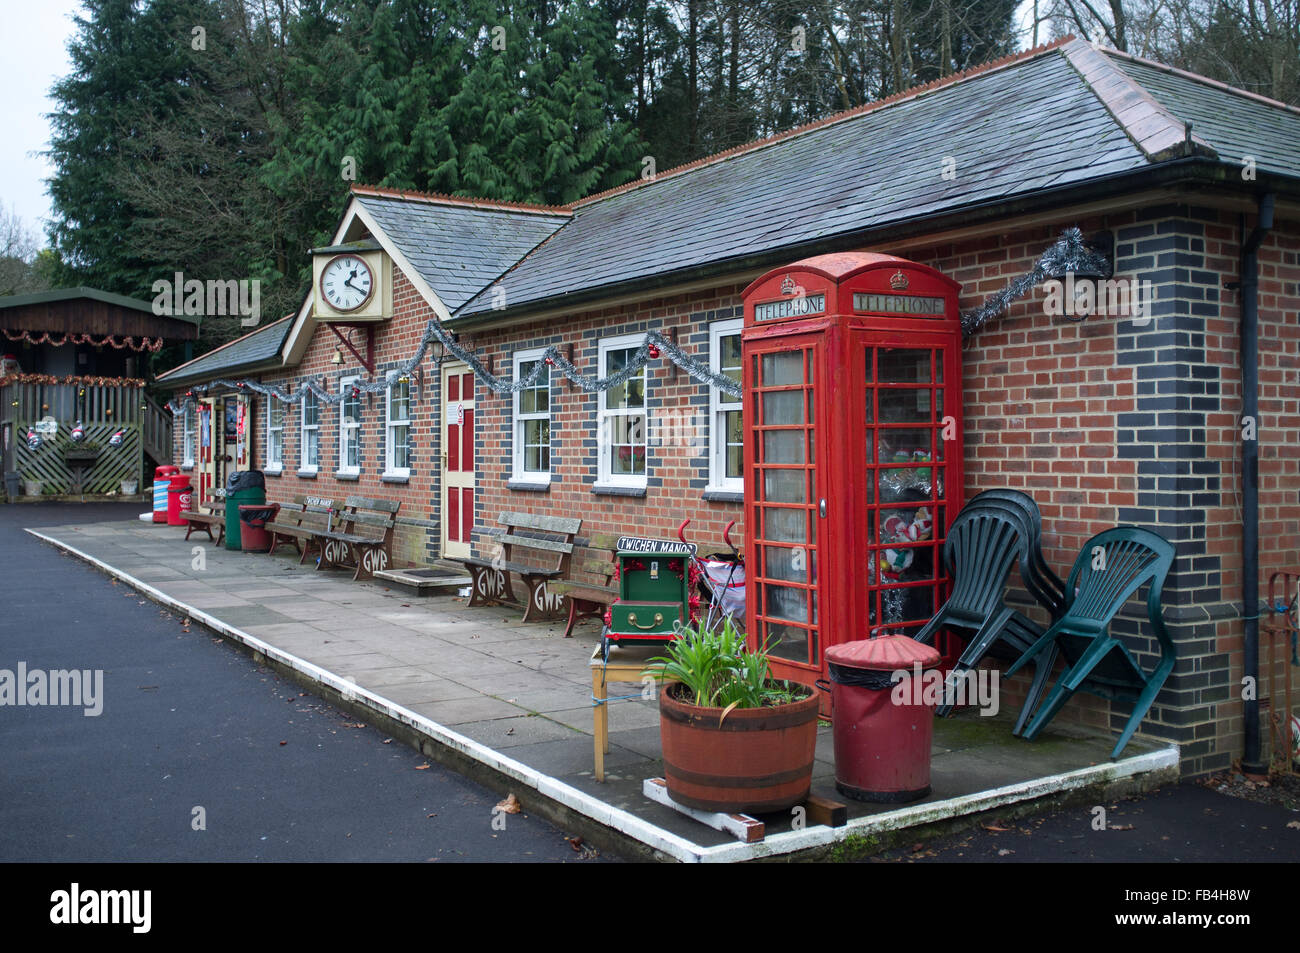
(702, 488, 744, 503)
(334, 471, 360, 482)
(180, 464, 194, 472)
(508, 478, 551, 493)
(295, 469, 318, 479)
(381, 473, 410, 484)
(591, 482, 646, 498)
(264, 466, 283, 478)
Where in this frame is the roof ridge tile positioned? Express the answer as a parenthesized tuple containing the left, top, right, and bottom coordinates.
(350, 184, 573, 216)
(1062, 39, 1217, 161)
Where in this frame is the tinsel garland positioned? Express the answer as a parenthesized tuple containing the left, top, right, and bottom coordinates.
(0, 374, 148, 388)
(2, 329, 165, 352)
(167, 319, 741, 414)
(165, 230, 1105, 415)
(959, 227, 1111, 337)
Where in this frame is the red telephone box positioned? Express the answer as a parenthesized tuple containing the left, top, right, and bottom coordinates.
(741, 252, 965, 703)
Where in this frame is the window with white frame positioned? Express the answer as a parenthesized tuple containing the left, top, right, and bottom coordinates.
(266, 399, 284, 470)
(512, 349, 550, 483)
(385, 377, 411, 476)
(709, 319, 743, 492)
(182, 405, 197, 467)
(300, 388, 320, 471)
(597, 334, 647, 487)
(338, 377, 360, 474)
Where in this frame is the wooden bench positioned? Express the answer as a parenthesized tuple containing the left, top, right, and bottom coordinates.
(455, 512, 582, 622)
(549, 532, 620, 638)
(181, 489, 226, 544)
(266, 494, 336, 565)
(315, 495, 401, 581)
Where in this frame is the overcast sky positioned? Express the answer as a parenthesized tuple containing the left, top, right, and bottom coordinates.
(1, 0, 80, 239)
(2, 1, 1041, 251)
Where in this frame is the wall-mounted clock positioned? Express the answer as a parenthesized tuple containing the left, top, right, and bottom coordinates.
(319, 254, 375, 313)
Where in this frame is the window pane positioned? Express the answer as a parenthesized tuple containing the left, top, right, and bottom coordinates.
(761, 351, 804, 387)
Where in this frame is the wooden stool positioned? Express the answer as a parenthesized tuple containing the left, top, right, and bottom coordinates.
(589, 643, 663, 782)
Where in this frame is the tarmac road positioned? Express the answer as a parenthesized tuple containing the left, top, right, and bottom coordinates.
(0, 502, 607, 863)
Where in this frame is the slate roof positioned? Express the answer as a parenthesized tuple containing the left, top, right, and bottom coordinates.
(157, 315, 293, 385)
(446, 38, 1298, 321)
(1104, 51, 1300, 178)
(352, 191, 570, 312)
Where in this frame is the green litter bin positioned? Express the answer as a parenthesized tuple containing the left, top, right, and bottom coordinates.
(224, 470, 266, 550)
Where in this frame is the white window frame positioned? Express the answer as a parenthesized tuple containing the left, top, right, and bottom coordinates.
(182, 405, 197, 467)
(708, 318, 744, 493)
(265, 398, 284, 472)
(384, 376, 411, 478)
(596, 333, 648, 489)
(300, 388, 320, 472)
(512, 348, 551, 485)
(338, 376, 361, 476)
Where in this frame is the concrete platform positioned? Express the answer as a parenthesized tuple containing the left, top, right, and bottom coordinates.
(28, 519, 1180, 862)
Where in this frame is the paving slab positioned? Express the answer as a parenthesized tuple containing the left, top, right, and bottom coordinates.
(29, 519, 1181, 863)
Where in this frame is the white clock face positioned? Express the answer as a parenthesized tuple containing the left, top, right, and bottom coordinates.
(320, 255, 374, 312)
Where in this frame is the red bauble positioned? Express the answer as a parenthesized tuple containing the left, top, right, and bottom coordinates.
(647, 344, 660, 359)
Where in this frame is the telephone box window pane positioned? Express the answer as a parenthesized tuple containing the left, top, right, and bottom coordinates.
(765, 584, 808, 623)
(763, 390, 803, 424)
(764, 470, 806, 503)
(761, 351, 805, 386)
(764, 546, 808, 583)
(763, 430, 804, 464)
(766, 623, 808, 663)
(879, 389, 932, 423)
(763, 506, 806, 542)
(879, 349, 932, 383)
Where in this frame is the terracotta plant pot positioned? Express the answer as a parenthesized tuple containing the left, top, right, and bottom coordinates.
(658, 681, 820, 814)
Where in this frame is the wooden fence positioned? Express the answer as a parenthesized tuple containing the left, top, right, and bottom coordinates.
(2, 381, 172, 496)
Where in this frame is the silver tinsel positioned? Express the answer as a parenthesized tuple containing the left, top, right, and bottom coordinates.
(960, 228, 1112, 338)
(168, 319, 741, 415)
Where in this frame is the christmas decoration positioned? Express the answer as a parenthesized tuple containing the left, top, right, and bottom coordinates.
(70, 420, 86, 443)
(25, 428, 41, 451)
(647, 344, 660, 359)
(2, 329, 164, 352)
(960, 227, 1111, 337)
(108, 429, 126, 447)
(0, 374, 147, 389)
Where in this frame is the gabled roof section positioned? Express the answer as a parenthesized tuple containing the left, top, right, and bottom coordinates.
(454, 39, 1152, 320)
(350, 186, 571, 312)
(1102, 48, 1300, 177)
(156, 315, 294, 386)
(451, 38, 1300, 323)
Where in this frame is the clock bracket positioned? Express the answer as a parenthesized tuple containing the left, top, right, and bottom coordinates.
(327, 323, 375, 375)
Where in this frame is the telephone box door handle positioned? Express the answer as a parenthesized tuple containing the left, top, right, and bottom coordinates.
(819, 498, 827, 518)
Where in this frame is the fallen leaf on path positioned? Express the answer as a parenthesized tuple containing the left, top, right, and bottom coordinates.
(279, 741, 287, 746)
(997, 848, 1014, 856)
(496, 793, 522, 814)
(1108, 824, 1135, 831)
(382, 738, 393, 744)
(415, 764, 430, 770)
(981, 822, 1013, 832)
(1287, 821, 1300, 830)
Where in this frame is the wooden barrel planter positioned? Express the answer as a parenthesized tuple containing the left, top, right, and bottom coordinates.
(658, 681, 820, 814)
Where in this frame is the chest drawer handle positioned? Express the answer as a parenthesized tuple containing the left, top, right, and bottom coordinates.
(626, 612, 665, 629)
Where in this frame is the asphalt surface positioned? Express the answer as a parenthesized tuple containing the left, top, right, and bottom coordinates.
(870, 782, 1300, 862)
(0, 502, 607, 863)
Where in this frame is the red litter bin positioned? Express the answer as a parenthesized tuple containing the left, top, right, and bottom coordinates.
(166, 474, 193, 526)
(153, 465, 179, 523)
(237, 503, 280, 552)
(820, 636, 942, 803)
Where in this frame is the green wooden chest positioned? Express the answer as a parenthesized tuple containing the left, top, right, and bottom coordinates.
(606, 536, 697, 643)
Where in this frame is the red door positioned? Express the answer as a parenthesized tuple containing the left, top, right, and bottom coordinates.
(442, 364, 475, 558)
(744, 334, 828, 686)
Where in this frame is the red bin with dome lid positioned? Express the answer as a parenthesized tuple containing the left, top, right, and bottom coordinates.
(741, 252, 965, 713)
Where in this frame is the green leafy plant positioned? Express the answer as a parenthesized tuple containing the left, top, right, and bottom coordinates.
(652, 618, 808, 722)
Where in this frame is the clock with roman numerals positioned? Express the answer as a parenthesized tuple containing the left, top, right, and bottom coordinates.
(319, 254, 374, 313)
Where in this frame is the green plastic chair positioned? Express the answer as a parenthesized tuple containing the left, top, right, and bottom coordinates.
(1007, 526, 1176, 759)
(912, 503, 1058, 735)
